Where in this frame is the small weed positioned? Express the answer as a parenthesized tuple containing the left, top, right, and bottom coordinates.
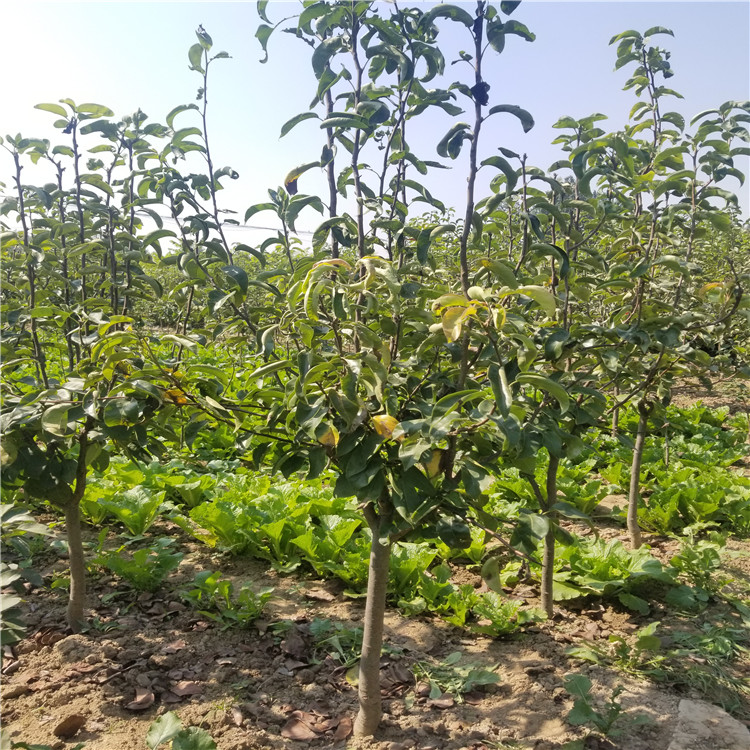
(567, 621, 666, 677)
(94, 537, 183, 592)
(182, 570, 272, 629)
(309, 618, 364, 668)
(669, 525, 730, 594)
(83, 616, 123, 634)
(413, 650, 500, 702)
(146, 710, 216, 749)
(563, 674, 648, 738)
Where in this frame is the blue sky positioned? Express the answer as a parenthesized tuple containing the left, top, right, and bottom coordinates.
(2, 1, 749, 239)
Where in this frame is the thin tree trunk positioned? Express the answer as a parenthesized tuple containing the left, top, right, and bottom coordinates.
(64, 499, 86, 632)
(354, 515, 391, 737)
(65, 432, 90, 632)
(628, 403, 652, 549)
(540, 455, 559, 619)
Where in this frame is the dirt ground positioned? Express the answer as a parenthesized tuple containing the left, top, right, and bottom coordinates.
(2, 517, 748, 750)
(2, 384, 749, 750)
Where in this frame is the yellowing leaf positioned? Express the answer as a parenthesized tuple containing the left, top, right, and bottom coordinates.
(432, 293, 469, 312)
(164, 388, 188, 406)
(481, 558, 503, 594)
(502, 285, 557, 318)
(422, 449, 443, 480)
(697, 282, 724, 299)
(441, 306, 476, 343)
(372, 414, 399, 440)
(316, 424, 339, 448)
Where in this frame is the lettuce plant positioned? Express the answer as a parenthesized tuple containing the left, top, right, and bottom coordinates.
(94, 538, 183, 592)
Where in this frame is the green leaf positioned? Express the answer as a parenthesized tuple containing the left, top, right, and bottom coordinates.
(79, 174, 113, 197)
(188, 43, 205, 72)
(250, 359, 292, 381)
(256, 24, 273, 63)
(552, 580, 584, 600)
(515, 285, 557, 317)
(516, 373, 569, 414)
(41, 403, 73, 437)
(77, 103, 114, 117)
(35, 102, 68, 117)
(500, 0, 522, 14)
(172, 727, 217, 750)
(160, 334, 199, 352)
(221, 265, 249, 294)
(146, 711, 184, 750)
(142, 229, 176, 253)
(245, 202, 276, 222)
(320, 113, 372, 131)
(312, 36, 346, 78)
(166, 104, 199, 129)
(422, 4, 474, 27)
(437, 123, 471, 159)
(644, 25, 674, 38)
(618, 592, 650, 615)
(436, 517, 473, 548)
(486, 104, 534, 133)
(502, 20, 535, 42)
(287, 195, 324, 231)
(481, 155, 517, 196)
(487, 364, 512, 417)
(257, 0, 270, 22)
(563, 673, 592, 700)
(705, 211, 732, 231)
(280, 111, 320, 137)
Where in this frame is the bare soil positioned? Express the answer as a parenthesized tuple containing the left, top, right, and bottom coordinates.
(2, 516, 748, 750)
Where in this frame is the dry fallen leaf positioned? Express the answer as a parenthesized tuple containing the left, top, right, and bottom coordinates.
(302, 587, 336, 602)
(162, 639, 187, 654)
(125, 688, 155, 711)
(35, 628, 66, 648)
(280, 629, 307, 660)
(171, 680, 203, 697)
(280, 716, 318, 740)
(428, 695, 455, 709)
(53, 714, 86, 738)
(161, 691, 182, 704)
(230, 706, 244, 727)
(333, 716, 353, 740)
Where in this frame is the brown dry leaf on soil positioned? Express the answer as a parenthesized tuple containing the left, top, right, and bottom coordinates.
(302, 588, 336, 602)
(161, 639, 187, 654)
(280, 714, 318, 740)
(53, 713, 86, 738)
(280, 628, 308, 660)
(171, 680, 203, 697)
(125, 688, 155, 711)
(280, 710, 353, 741)
(333, 716, 353, 740)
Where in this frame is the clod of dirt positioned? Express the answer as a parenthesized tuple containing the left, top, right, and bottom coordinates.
(2, 685, 31, 699)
